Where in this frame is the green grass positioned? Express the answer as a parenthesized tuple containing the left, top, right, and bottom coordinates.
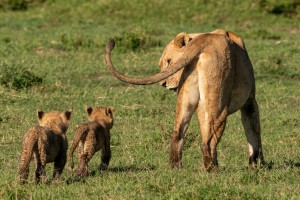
(0, 0, 299, 199)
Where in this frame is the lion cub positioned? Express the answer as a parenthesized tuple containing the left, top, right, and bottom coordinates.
(19, 110, 72, 183)
(69, 106, 114, 177)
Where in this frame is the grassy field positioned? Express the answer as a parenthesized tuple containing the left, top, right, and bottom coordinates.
(0, 0, 299, 199)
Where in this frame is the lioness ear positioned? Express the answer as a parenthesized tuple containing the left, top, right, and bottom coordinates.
(85, 106, 93, 116)
(64, 110, 72, 120)
(106, 106, 115, 117)
(174, 32, 190, 48)
(37, 110, 44, 120)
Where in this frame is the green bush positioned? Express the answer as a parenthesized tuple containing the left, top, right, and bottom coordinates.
(49, 33, 100, 51)
(0, 62, 43, 90)
(0, 0, 46, 11)
(258, 0, 300, 16)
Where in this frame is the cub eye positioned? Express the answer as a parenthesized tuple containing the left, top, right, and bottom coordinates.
(165, 59, 171, 68)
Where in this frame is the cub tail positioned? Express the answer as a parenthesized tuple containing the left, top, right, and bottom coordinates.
(69, 125, 89, 169)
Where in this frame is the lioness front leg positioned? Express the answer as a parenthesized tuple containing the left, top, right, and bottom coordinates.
(241, 97, 264, 168)
(169, 72, 199, 169)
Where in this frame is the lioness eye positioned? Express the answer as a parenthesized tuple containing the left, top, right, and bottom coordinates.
(165, 59, 171, 68)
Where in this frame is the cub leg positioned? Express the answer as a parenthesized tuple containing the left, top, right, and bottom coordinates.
(99, 132, 111, 170)
(169, 73, 199, 169)
(241, 97, 264, 168)
(53, 141, 67, 180)
(76, 134, 96, 176)
(35, 140, 47, 183)
(53, 158, 66, 180)
(19, 148, 31, 183)
(34, 153, 46, 183)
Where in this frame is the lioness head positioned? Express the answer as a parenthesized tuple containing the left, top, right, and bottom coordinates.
(85, 106, 115, 129)
(37, 110, 72, 133)
(158, 30, 245, 92)
(159, 33, 199, 92)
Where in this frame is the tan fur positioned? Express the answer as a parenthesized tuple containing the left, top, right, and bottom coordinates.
(19, 110, 72, 183)
(69, 106, 114, 177)
(105, 29, 264, 171)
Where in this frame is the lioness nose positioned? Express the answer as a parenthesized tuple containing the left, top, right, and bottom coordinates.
(160, 81, 167, 87)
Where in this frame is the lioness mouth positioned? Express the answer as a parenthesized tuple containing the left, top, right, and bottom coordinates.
(169, 87, 178, 92)
(160, 81, 178, 92)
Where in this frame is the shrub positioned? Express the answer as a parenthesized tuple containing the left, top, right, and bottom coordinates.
(0, 0, 46, 11)
(258, 0, 300, 17)
(50, 33, 100, 51)
(0, 62, 43, 90)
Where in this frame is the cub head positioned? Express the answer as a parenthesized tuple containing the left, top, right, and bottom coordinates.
(37, 110, 72, 133)
(85, 106, 115, 129)
(159, 32, 199, 92)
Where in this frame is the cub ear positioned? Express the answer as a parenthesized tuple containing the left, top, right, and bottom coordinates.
(63, 110, 72, 120)
(37, 110, 44, 120)
(85, 106, 93, 116)
(174, 32, 190, 48)
(106, 106, 115, 116)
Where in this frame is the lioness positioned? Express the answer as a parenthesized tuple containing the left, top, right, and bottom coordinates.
(105, 29, 264, 171)
(19, 110, 72, 183)
(69, 106, 114, 177)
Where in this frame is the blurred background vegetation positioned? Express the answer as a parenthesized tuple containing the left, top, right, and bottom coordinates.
(0, 0, 299, 199)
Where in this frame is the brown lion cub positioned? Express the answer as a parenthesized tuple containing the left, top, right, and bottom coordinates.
(69, 106, 114, 177)
(19, 110, 72, 184)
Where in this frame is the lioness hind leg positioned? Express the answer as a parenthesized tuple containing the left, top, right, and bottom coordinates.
(241, 97, 264, 168)
(197, 107, 227, 172)
(169, 78, 199, 169)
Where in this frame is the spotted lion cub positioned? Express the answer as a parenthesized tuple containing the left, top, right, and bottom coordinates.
(19, 110, 72, 183)
(69, 106, 114, 177)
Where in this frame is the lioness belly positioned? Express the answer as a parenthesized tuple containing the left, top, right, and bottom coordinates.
(228, 76, 253, 114)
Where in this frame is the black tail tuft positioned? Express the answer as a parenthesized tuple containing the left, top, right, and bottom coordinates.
(106, 39, 115, 53)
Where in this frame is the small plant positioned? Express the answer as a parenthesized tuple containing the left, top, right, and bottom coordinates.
(114, 31, 161, 52)
(258, 0, 300, 17)
(0, 62, 43, 90)
(50, 33, 99, 51)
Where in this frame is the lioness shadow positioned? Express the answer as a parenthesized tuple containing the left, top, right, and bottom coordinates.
(247, 159, 300, 171)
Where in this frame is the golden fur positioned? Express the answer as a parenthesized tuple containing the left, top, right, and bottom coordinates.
(105, 29, 264, 171)
(19, 110, 72, 183)
(69, 106, 114, 177)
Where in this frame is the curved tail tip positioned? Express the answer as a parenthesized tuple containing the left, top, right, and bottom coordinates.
(106, 39, 115, 52)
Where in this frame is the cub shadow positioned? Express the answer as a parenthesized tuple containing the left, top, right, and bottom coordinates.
(65, 164, 156, 184)
(107, 164, 156, 172)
